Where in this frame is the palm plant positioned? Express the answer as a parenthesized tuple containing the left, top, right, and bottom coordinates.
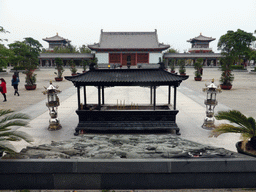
(0, 109, 32, 156)
(211, 110, 256, 151)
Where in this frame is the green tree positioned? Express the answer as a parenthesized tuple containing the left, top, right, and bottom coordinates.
(211, 110, 256, 151)
(79, 45, 91, 53)
(167, 48, 179, 53)
(0, 44, 12, 72)
(0, 109, 32, 156)
(9, 38, 42, 86)
(0, 26, 9, 42)
(218, 29, 256, 65)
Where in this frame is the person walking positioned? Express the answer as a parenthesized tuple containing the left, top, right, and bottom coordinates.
(11, 74, 20, 96)
(0, 78, 7, 102)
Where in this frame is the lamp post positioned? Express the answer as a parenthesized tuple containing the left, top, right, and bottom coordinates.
(43, 81, 62, 130)
(202, 79, 221, 129)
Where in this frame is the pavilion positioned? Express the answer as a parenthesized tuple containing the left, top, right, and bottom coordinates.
(43, 33, 71, 50)
(164, 33, 222, 66)
(65, 64, 188, 135)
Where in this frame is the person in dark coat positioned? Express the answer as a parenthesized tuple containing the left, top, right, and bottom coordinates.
(11, 74, 20, 96)
(0, 78, 7, 102)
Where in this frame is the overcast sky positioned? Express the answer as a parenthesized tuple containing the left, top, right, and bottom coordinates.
(0, 0, 255, 52)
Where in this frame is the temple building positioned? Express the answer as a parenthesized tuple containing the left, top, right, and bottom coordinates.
(164, 33, 222, 66)
(187, 33, 215, 53)
(88, 29, 170, 67)
(43, 33, 71, 50)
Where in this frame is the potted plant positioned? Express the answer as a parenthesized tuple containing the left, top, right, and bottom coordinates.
(178, 59, 186, 75)
(219, 56, 234, 90)
(54, 58, 65, 81)
(24, 66, 37, 90)
(193, 58, 203, 81)
(169, 59, 175, 73)
(211, 110, 256, 157)
(69, 59, 77, 76)
(82, 60, 89, 73)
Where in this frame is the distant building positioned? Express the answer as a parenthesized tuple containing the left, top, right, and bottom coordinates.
(88, 29, 170, 67)
(164, 33, 222, 66)
(43, 33, 71, 50)
(187, 33, 215, 53)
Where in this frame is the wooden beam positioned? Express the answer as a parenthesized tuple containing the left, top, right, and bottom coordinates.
(150, 86, 153, 105)
(153, 86, 156, 110)
(98, 86, 101, 110)
(102, 86, 105, 105)
(168, 85, 171, 104)
(174, 86, 177, 110)
(83, 86, 86, 105)
(77, 86, 81, 110)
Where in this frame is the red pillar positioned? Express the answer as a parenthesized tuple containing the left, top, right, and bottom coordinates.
(135, 53, 137, 65)
(120, 53, 122, 66)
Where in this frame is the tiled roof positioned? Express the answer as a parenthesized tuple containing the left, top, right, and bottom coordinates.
(164, 53, 222, 58)
(88, 30, 170, 50)
(187, 34, 215, 42)
(65, 68, 188, 86)
(43, 34, 71, 43)
(39, 53, 94, 59)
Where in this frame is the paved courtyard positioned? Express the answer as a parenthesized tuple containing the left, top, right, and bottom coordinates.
(1, 66, 256, 152)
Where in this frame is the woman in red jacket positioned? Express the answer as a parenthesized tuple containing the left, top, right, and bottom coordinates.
(0, 78, 7, 102)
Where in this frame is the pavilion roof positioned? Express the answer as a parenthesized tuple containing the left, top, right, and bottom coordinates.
(39, 53, 94, 59)
(65, 68, 188, 87)
(43, 33, 71, 43)
(187, 34, 215, 42)
(163, 53, 222, 59)
(88, 29, 170, 51)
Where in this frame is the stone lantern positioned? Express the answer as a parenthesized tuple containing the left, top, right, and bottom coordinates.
(43, 81, 62, 130)
(202, 79, 221, 129)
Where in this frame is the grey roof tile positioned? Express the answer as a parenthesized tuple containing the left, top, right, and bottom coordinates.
(65, 69, 188, 86)
(88, 30, 169, 50)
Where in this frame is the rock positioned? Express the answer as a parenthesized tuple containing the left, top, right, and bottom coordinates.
(17, 134, 237, 159)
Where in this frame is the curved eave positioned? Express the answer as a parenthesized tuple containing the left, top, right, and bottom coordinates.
(64, 69, 188, 87)
(87, 47, 170, 52)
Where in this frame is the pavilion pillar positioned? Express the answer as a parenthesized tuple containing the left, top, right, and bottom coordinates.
(150, 86, 153, 105)
(98, 86, 101, 110)
(77, 86, 81, 110)
(50, 59, 53, 67)
(120, 53, 123, 66)
(168, 85, 171, 104)
(102, 86, 105, 105)
(135, 53, 138, 66)
(174, 86, 177, 110)
(83, 86, 86, 105)
(153, 85, 156, 110)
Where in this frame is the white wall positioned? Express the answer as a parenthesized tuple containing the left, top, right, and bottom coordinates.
(96, 53, 109, 64)
(149, 53, 162, 64)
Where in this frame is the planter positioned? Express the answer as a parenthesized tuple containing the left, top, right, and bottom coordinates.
(55, 77, 63, 81)
(71, 73, 77, 76)
(25, 84, 37, 90)
(220, 84, 232, 90)
(194, 77, 202, 81)
(171, 71, 175, 73)
(236, 141, 256, 157)
(180, 73, 186, 76)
